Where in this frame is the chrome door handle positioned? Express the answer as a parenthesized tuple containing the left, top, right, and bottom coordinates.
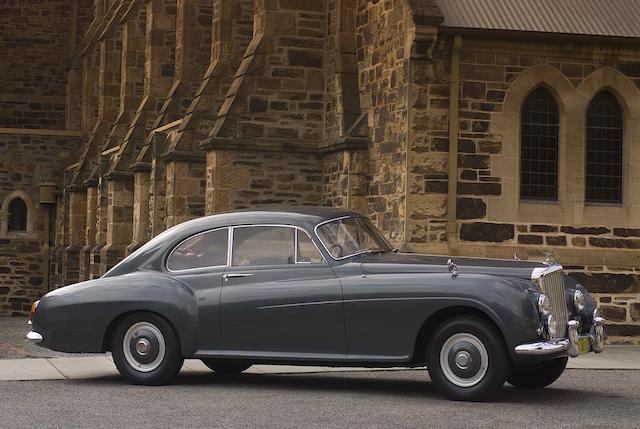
(223, 273, 254, 281)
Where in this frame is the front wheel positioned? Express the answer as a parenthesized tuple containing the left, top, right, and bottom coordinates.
(427, 316, 509, 401)
(201, 359, 252, 374)
(507, 357, 568, 389)
(111, 312, 184, 385)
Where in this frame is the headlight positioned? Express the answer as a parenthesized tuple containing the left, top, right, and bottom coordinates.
(574, 289, 586, 312)
(538, 293, 551, 316)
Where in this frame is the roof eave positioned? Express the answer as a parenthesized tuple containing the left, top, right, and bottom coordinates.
(439, 26, 640, 44)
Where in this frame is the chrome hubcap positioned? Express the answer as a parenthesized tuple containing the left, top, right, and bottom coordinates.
(455, 351, 472, 369)
(440, 333, 489, 388)
(136, 338, 151, 355)
(123, 322, 166, 373)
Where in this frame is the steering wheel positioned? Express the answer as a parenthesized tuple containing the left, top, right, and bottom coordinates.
(329, 244, 344, 258)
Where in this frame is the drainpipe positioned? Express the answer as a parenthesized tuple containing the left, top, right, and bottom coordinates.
(39, 183, 57, 292)
(446, 34, 462, 252)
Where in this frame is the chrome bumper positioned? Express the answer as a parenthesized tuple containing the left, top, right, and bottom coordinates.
(515, 316, 605, 357)
(26, 331, 43, 344)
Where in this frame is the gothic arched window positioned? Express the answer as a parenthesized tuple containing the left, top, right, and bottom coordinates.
(520, 87, 559, 201)
(586, 91, 624, 204)
(7, 197, 27, 232)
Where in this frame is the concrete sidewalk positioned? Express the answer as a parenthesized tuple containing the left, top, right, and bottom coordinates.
(0, 345, 638, 382)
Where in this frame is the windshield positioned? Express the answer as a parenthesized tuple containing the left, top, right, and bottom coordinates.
(316, 217, 393, 259)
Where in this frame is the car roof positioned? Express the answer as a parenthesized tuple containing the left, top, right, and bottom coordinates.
(176, 206, 361, 231)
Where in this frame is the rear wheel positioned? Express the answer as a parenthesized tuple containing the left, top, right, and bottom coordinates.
(111, 312, 184, 385)
(507, 357, 568, 389)
(201, 359, 252, 374)
(427, 316, 509, 401)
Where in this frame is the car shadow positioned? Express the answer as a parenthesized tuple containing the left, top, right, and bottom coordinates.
(177, 371, 441, 399)
(77, 370, 608, 404)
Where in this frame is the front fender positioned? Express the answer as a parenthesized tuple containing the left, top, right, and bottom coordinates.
(33, 272, 199, 356)
(422, 276, 542, 362)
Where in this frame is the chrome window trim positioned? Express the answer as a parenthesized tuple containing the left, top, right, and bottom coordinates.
(230, 224, 326, 267)
(294, 228, 325, 264)
(166, 227, 231, 273)
(314, 215, 392, 261)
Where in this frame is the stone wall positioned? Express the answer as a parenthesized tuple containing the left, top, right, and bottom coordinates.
(356, 0, 412, 242)
(229, 151, 323, 209)
(0, 135, 76, 316)
(409, 35, 640, 343)
(0, 0, 86, 129)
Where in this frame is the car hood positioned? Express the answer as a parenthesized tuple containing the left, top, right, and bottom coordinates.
(361, 252, 544, 281)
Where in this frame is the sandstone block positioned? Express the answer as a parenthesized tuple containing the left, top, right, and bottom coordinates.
(518, 234, 543, 245)
(570, 272, 640, 294)
(460, 222, 514, 243)
(456, 197, 486, 220)
(601, 305, 628, 322)
(561, 226, 610, 235)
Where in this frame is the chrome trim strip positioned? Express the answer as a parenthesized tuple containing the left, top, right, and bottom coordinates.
(227, 226, 233, 267)
(223, 273, 255, 281)
(259, 299, 343, 310)
(26, 331, 43, 343)
(262, 296, 477, 309)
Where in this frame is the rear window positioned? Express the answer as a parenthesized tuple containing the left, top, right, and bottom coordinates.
(166, 228, 229, 271)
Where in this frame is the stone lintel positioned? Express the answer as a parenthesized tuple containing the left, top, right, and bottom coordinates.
(65, 184, 88, 193)
(159, 151, 205, 163)
(319, 137, 370, 154)
(0, 127, 83, 137)
(413, 14, 445, 27)
(204, 137, 369, 155)
(407, 0, 444, 26)
(130, 161, 153, 172)
(104, 171, 135, 181)
(200, 137, 319, 153)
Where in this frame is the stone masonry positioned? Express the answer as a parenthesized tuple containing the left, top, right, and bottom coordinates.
(1, 0, 640, 343)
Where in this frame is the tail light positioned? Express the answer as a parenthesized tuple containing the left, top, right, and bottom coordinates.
(28, 300, 39, 325)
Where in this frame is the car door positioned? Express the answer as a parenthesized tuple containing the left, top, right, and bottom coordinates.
(220, 225, 346, 359)
(165, 227, 230, 354)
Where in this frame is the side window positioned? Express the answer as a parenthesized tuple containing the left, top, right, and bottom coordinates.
(167, 228, 229, 271)
(7, 197, 27, 232)
(586, 91, 623, 204)
(232, 226, 294, 267)
(520, 87, 559, 201)
(296, 230, 324, 263)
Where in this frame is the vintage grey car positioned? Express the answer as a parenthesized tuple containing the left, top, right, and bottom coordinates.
(27, 207, 605, 401)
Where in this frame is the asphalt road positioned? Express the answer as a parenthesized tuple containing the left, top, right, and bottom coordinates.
(1, 369, 638, 428)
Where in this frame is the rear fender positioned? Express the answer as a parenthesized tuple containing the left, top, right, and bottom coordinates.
(34, 273, 199, 356)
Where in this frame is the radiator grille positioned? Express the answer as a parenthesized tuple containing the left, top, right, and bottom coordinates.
(539, 270, 569, 338)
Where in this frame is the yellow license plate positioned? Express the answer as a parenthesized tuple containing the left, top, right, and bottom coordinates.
(578, 337, 590, 354)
